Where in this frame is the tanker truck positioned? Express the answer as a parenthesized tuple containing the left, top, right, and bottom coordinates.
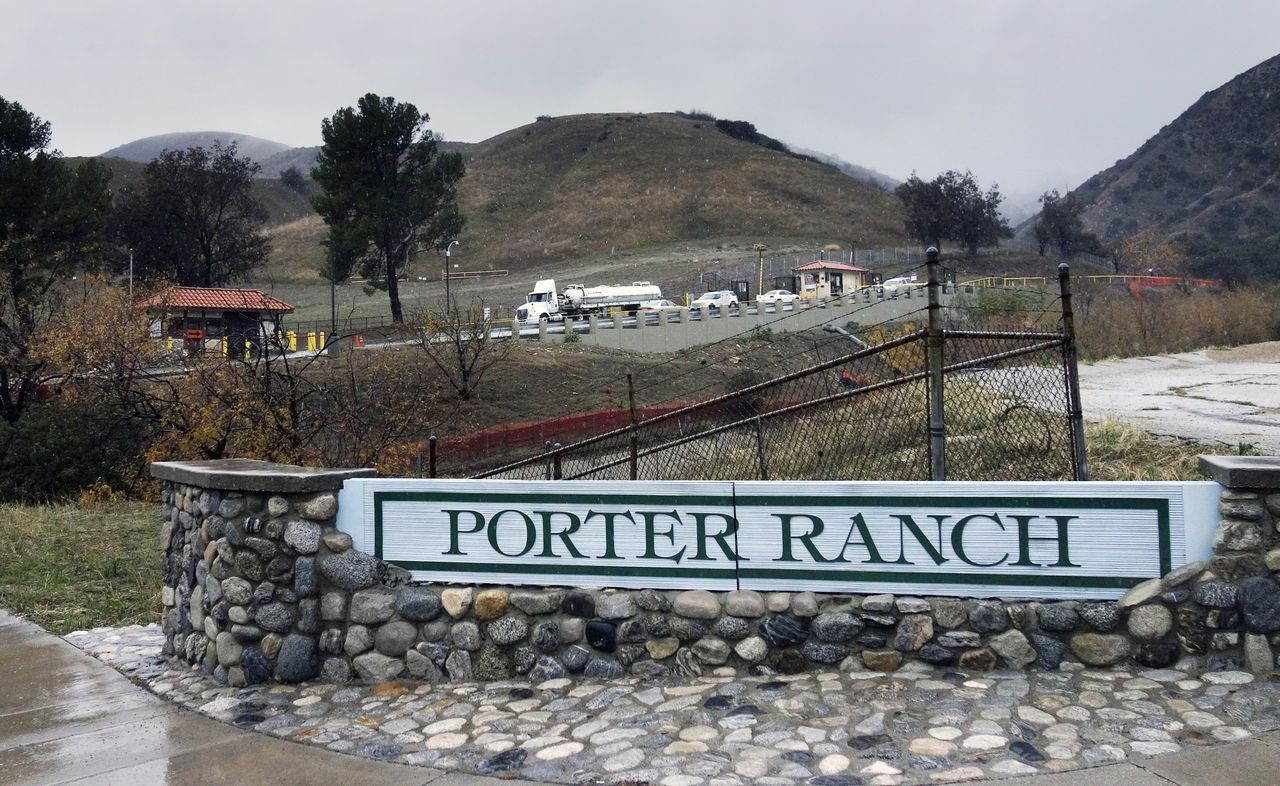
(515, 279, 663, 324)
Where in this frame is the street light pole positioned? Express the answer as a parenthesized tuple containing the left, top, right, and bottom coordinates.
(128, 248, 134, 307)
(445, 240, 460, 313)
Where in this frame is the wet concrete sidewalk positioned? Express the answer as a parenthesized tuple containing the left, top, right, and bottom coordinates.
(0, 610, 538, 786)
(4, 609, 1280, 785)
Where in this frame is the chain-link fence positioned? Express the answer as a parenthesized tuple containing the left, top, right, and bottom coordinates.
(470, 329, 1078, 482)
(471, 259, 1087, 483)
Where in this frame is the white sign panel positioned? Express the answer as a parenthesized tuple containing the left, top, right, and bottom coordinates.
(336, 479, 1220, 599)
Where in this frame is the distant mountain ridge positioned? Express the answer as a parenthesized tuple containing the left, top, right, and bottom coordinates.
(1062, 53, 1280, 243)
(101, 132, 292, 167)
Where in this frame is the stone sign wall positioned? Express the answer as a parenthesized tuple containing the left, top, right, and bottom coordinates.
(151, 457, 1280, 687)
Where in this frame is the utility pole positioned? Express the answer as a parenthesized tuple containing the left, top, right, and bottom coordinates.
(753, 243, 768, 299)
(127, 248, 134, 306)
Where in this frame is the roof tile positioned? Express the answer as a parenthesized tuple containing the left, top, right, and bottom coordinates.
(138, 287, 295, 314)
(792, 261, 869, 272)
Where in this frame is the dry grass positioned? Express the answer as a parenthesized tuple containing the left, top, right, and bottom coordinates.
(1072, 285, 1280, 361)
(0, 502, 160, 634)
(1084, 420, 1226, 481)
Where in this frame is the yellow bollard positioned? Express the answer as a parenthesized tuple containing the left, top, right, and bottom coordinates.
(287, 331, 297, 352)
(306, 331, 316, 352)
(244, 339, 251, 362)
(166, 337, 174, 352)
(319, 331, 326, 350)
(220, 337, 228, 356)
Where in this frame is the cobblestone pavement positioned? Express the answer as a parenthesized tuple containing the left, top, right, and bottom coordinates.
(68, 624, 1280, 786)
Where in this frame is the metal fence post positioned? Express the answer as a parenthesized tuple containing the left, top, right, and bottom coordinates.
(755, 416, 770, 480)
(544, 440, 555, 480)
(552, 442, 563, 480)
(1058, 263, 1090, 480)
(428, 435, 438, 478)
(926, 247, 946, 481)
(627, 372, 639, 480)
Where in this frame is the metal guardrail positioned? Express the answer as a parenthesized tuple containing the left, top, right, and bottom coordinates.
(286, 315, 398, 336)
(442, 269, 508, 280)
(961, 274, 1224, 290)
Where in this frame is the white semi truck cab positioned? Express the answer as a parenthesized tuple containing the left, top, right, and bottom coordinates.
(516, 279, 662, 324)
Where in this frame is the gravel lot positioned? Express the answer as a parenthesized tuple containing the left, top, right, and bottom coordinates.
(1078, 342, 1280, 453)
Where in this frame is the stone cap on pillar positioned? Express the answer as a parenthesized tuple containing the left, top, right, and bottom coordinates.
(1197, 455, 1280, 489)
(150, 459, 377, 493)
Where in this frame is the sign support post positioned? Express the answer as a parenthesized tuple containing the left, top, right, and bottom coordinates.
(1059, 263, 1090, 480)
(926, 247, 946, 481)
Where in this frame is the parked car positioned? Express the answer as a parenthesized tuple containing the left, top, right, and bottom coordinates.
(639, 298, 684, 313)
(757, 289, 799, 305)
(881, 274, 919, 292)
(690, 291, 739, 310)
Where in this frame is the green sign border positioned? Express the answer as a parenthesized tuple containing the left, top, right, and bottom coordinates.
(372, 489, 1171, 590)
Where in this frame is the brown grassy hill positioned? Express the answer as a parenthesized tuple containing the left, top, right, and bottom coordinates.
(461, 113, 902, 264)
(1065, 53, 1280, 243)
(265, 112, 905, 280)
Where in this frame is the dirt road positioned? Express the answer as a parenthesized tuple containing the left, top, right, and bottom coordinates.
(1078, 341, 1280, 453)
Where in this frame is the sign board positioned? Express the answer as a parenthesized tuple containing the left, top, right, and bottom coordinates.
(336, 479, 1219, 599)
(185, 328, 205, 340)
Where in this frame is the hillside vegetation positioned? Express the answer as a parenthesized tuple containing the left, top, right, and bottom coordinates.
(1064, 53, 1280, 244)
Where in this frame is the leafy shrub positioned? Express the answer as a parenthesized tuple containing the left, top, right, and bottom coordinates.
(715, 119, 763, 144)
(279, 165, 307, 194)
(0, 402, 144, 503)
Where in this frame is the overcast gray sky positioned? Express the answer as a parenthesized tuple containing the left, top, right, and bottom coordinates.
(5, 1, 1279, 213)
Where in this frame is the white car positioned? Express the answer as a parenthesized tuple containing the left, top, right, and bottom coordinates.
(690, 291, 739, 310)
(881, 274, 919, 292)
(639, 299, 684, 313)
(757, 289, 799, 305)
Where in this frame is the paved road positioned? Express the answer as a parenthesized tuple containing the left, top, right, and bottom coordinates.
(1078, 342, 1280, 453)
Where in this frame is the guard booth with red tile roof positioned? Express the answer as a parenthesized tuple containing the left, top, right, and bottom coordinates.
(137, 287, 295, 358)
(791, 261, 869, 301)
